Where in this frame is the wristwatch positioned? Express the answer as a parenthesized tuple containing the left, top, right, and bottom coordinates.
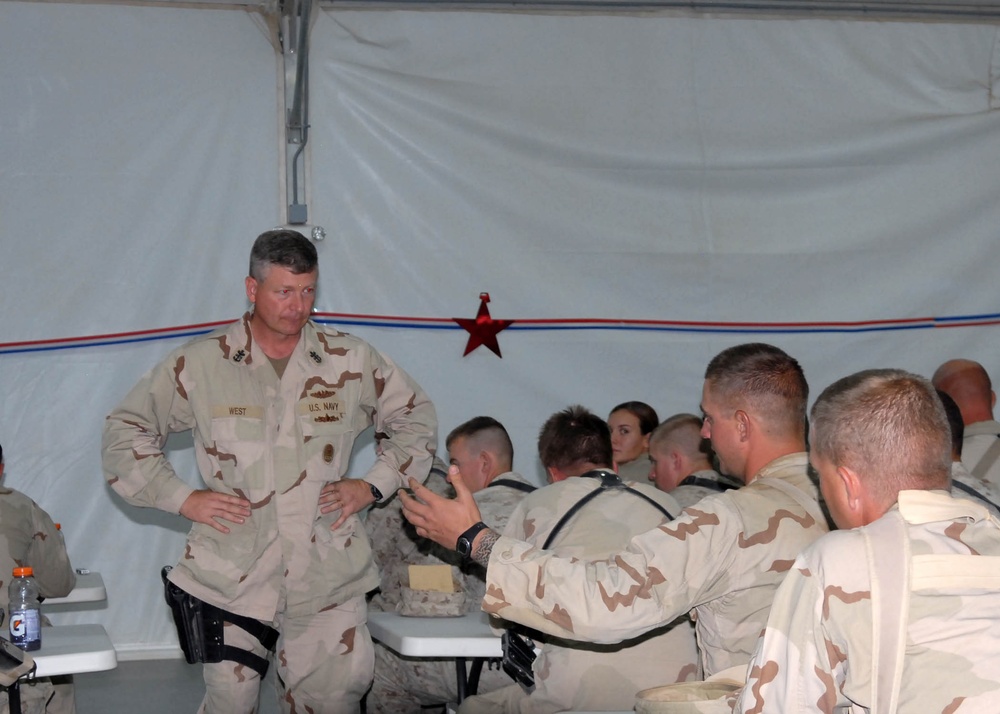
(367, 482, 384, 503)
(456, 521, 490, 558)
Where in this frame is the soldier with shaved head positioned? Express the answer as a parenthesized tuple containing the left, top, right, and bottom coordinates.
(737, 369, 1000, 713)
(647, 413, 740, 508)
(932, 358, 1000, 489)
(367, 417, 532, 713)
(401, 342, 829, 682)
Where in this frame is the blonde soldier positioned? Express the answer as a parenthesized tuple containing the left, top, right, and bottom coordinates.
(367, 418, 533, 713)
(0, 443, 75, 714)
(647, 413, 741, 509)
(401, 343, 829, 680)
(103, 230, 437, 714)
(737, 370, 1000, 713)
(459, 406, 696, 714)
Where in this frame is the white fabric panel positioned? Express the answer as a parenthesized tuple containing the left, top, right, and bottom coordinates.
(308, 9, 1000, 485)
(0, 2, 280, 654)
(1, 2, 1000, 658)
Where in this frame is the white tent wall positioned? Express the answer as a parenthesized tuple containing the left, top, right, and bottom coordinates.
(1, 0, 999, 657)
(309, 9, 1000, 488)
(0, 1, 282, 654)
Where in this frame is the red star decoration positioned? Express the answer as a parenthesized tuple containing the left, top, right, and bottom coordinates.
(453, 293, 514, 358)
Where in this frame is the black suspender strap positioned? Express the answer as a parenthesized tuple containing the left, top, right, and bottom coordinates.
(678, 475, 739, 492)
(952, 479, 1000, 514)
(488, 478, 537, 494)
(541, 470, 674, 550)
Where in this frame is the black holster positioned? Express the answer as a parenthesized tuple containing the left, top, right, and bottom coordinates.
(161, 566, 278, 677)
(501, 628, 537, 690)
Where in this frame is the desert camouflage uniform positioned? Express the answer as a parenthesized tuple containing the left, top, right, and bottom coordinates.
(962, 419, 1000, 489)
(0, 486, 76, 714)
(481, 453, 828, 678)
(736, 489, 1000, 713)
(366, 459, 454, 614)
(368, 471, 533, 713)
(460, 471, 697, 713)
(671, 469, 742, 510)
(102, 313, 436, 714)
(617, 458, 651, 486)
(951, 461, 1000, 517)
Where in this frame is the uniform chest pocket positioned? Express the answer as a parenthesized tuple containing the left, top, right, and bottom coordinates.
(298, 397, 354, 438)
(210, 405, 266, 442)
(299, 400, 354, 480)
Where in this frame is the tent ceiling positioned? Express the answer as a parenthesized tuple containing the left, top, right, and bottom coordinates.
(75, 0, 1000, 19)
(315, 0, 1000, 17)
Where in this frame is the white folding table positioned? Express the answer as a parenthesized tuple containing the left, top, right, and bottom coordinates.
(6, 624, 118, 714)
(45, 572, 108, 606)
(367, 611, 502, 702)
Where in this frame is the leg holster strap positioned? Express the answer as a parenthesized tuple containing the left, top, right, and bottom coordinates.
(161, 566, 278, 678)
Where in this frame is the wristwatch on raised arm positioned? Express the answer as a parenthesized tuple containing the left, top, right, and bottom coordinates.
(456, 521, 490, 558)
(367, 482, 384, 503)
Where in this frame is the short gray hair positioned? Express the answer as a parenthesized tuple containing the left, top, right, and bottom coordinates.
(248, 229, 318, 281)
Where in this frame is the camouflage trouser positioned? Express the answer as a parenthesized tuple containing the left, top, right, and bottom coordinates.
(367, 641, 511, 713)
(197, 595, 374, 714)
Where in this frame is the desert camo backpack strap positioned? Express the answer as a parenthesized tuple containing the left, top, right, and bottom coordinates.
(862, 510, 910, 714)
(972, 437, 1000, 481)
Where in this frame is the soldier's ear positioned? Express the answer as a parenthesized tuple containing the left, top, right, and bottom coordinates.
(479, 450, 494, 478)
(245, 276, 259, 304)
(837, 465, 867, 528)
(735, 410, 750, 442)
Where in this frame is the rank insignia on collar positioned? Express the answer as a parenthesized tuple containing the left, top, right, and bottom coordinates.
(309, 351, 322, 364)
(233, 349, 246, 363)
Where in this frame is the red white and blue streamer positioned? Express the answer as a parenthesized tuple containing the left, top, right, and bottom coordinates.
(2, 310, 999, 356)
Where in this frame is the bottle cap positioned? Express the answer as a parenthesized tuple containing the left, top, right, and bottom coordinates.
(12, 567, 33, 577)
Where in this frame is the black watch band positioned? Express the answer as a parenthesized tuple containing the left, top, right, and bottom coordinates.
(368, 482, 384, 502)
(456, 521, 490, 558)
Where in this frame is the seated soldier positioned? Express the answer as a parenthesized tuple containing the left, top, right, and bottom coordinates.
(607, 401, 659, 484)
(938, 389, 1000, 514)
(366, 417, 533, 713)
(459, 406, 698, 714)
(647, 413, 741, 508)
(737, 369, 1000, 713)
(0, 442, 76, 714)
(932, 358, 1000, 488)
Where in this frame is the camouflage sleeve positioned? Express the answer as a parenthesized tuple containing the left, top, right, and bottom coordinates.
(25, 500, 75, 599)
(482, 497, 743, 644)
(736, 548, 843, 713)
(360, 350, 437, 500)
(101, 353, 197, 514)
